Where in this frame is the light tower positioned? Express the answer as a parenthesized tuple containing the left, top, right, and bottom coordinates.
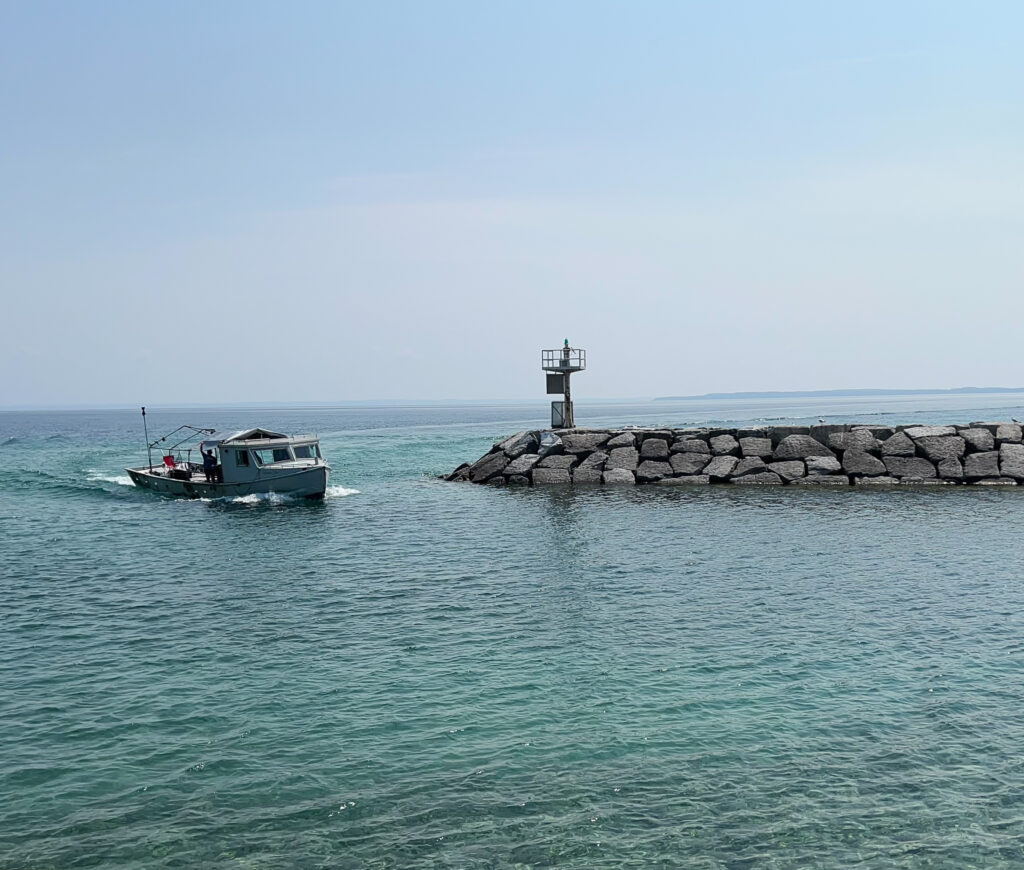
(541, 339, 586, 428)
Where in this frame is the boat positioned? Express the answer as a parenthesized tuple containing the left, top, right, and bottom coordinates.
(126, 409, 330, 499)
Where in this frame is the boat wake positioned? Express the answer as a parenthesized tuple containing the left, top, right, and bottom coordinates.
(86, 471, 134, 487)
(325, 485, 360, 499)
(219, 492, 296, 506)
(195, 485, 359, 506)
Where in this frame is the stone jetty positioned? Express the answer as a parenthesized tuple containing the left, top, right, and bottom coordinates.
(444, 422, 1024, 487)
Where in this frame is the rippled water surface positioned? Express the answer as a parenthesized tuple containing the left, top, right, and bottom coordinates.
(3, 397, 1024, 868)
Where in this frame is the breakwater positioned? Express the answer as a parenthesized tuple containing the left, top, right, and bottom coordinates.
(446, 422, 1024, 486)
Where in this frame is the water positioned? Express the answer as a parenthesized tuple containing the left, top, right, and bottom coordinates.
(3, 395, 1024, 868)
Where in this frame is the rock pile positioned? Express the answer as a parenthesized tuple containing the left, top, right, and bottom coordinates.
(444, 423, 1024, 487)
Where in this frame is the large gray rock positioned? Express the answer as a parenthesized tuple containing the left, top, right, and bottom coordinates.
(768, 426, 811, 446)
(672, 438, 711, 454)
(768, 460, 806, 481)
(937, 458, 964, 480)
(636, 460, 673, 482)
(561, 432, 611, 454)
(537, 454, 578, 469)
(842, 450, 886, 476)
(605, 432, 635, 448)
(445, 462, 471, 482)
(791, 476, 849, 486)
(536, 433, 563, 458)
(640, 430, 673, 443)
(711, 434, 740, 456)
(828, 430, 880, 453)
(914, 436, 966, 462)
(856, 426, 894, 440)
(572, 467, 604, 484)
(503, 454, 541, 476)
(996, 423, 1023, 444)
(497, 431, 540, 459)
(773, 435, 834, 460)
(881, 432, 916, 456)
(640, 438, 670, 460)
(965, 451, 1000, 479)
(904, 425, 957, 439)
(731, 471, 784, 485)
(704, 455, 739, 478)
(958, 428, 995, 451)
(810, 424, 848, 444)
(732, 457, 768, 477)
(805, 455, 842, 475)
(883, 456, 937, 479)
(670, 453, 709, 475)
(999, 443, 1024, 479)
(506, 475, 530, 486)
(658, 475, 711, 485)
(469, 451, 509, 483)
(606, 447, 639, 472)
(739, 437, 774, 457)
(533, 468, 571, 485)
(602, 468, 635, 485)
(968, 422, 1001, 434)
(578, 451, 608, 469)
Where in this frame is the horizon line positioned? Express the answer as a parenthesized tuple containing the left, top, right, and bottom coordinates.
(6, 386, 1024, 413)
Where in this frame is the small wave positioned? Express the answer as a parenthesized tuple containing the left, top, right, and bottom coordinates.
(230, 492, 295, 505)
(325, 486, 359, 499)
(194, 486, 357, 506)
(1, 436, 20, 446)
(85, 471, 134, 487)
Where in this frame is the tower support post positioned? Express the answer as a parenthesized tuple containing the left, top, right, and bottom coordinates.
(563, 373, 573, 428)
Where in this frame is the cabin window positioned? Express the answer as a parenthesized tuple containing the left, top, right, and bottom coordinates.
(294, 445, 315, 459)
(252, 447, 293, 465)
(235, 450, 250, 467)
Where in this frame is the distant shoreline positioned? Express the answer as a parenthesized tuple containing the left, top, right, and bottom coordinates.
(654, 388, 1024, 401)
(6, 388, 1024, 413)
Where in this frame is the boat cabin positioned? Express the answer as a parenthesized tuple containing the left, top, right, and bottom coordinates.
(201, 428, 323, 485)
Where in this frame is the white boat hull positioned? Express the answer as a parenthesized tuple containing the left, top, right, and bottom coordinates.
(127, 464, 329, 499)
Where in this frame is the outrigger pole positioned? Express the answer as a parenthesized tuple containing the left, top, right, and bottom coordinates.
(141, 406, 152, 470)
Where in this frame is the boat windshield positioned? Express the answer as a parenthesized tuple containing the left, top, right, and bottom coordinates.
(252, 447, 292, 465)
(293, 444, 320, 459)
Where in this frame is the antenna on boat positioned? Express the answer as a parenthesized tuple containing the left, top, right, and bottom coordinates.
(141, 406, 152, 470)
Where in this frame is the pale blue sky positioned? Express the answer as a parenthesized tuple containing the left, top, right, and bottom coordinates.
(2, 1, 1022, 406)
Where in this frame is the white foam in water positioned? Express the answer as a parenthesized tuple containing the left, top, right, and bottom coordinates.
(230, 492, 295, 505)
(325, 486, 360, 498)
(86, 471, 134, 487)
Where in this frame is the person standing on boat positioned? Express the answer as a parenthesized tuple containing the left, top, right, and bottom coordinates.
(202, 448, 217, 483)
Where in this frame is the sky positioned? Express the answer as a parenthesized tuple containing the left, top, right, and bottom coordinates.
(1, 1, 1023, 407)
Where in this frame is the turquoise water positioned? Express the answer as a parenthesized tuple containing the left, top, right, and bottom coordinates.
(3, 396, 1024, 869)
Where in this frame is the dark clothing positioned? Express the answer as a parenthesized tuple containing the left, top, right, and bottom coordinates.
(203, 452, 217, 483)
